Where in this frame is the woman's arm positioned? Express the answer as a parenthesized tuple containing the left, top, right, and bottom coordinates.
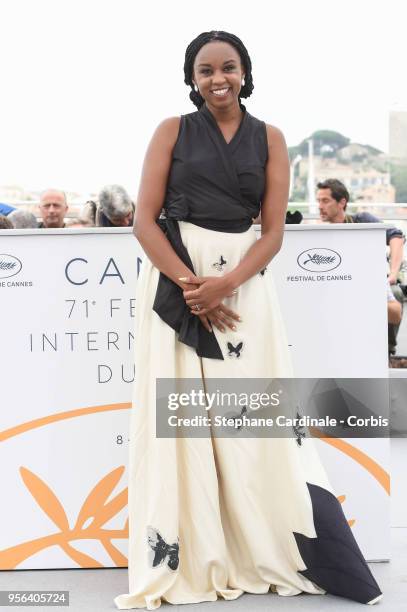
(134, 116, 195, 289)
(134, 116, 240, 332)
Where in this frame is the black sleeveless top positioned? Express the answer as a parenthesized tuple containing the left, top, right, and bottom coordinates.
(162, 102, 268, 231)
(153, 102, 269, 360)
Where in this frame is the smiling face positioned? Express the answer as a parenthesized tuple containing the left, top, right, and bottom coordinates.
(192, 41, 245, 110)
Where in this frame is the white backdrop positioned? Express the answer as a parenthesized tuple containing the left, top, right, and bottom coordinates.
(271, 224, 390, 562)
(0, 223, 390, 570)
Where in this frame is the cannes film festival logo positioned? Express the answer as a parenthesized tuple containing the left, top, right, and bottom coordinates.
(297, 248, 341, 272)
(0, 254, 23, 279)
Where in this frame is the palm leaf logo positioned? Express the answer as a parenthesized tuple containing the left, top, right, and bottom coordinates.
(0, 466, 128, 569)
(20, 467, 70, 531)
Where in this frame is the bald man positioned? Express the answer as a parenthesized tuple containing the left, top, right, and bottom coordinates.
(38, 189, 68, 228)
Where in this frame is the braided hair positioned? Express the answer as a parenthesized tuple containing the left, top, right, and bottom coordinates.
(184, 30, 254, 110)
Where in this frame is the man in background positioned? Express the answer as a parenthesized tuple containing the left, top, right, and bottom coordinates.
(38, 189, 68, 228)
(317, 178, 404, 284)
(8, 209, 38, 228)
(317, 178, 405, 354)
(81, 185, 134, 227)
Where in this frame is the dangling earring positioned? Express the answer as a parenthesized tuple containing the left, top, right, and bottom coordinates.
(241, 77, 245, 86)
(193, 83, 198, 93)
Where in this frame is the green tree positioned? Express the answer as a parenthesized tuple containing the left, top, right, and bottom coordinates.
(298, 130, 350, 156)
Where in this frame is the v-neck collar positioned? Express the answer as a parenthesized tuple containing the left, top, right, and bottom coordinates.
(199, 102, 247, 151)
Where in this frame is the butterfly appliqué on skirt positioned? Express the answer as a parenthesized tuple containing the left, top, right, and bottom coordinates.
(147, 526, 179, 571)
(293, 410, 306, 446)
(227, 341, 243, 358)
(212, 255, 227, 272)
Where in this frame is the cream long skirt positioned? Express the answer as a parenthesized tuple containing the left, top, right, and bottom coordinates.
(114, 222, 381, 609)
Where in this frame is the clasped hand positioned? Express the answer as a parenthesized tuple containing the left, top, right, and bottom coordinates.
(179, 274, 241, 334)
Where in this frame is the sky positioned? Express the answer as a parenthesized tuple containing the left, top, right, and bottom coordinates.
(0, 0, 405, 195)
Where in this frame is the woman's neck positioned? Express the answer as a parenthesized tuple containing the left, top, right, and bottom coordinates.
(204, 100, 244, 124)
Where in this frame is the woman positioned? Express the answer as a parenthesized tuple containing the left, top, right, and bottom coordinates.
(114, 31, 382, 609)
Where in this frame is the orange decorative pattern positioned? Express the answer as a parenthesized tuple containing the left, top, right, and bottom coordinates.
(0, 406, 390, 569)
(0, 466, 128, 569)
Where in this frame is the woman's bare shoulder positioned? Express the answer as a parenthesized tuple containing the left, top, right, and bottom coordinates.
(153, 116, 182, 149)
(264, 123, 287, 150)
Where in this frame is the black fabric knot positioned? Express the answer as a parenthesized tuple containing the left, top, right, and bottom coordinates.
(153, 207, 224, 360)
